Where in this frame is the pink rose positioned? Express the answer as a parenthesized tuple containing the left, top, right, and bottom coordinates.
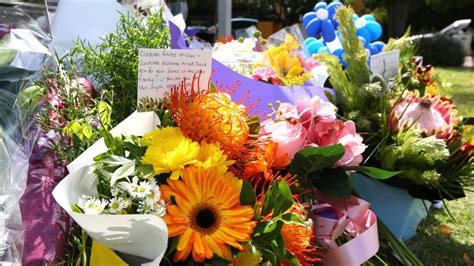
(307, 120, 366, 166)
(296, 95, 337, 128)
(261, 119, 307, 163)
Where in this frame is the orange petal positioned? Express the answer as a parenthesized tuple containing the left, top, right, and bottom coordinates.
(177, 229, 194, 251)
(167, 224, 188, 237)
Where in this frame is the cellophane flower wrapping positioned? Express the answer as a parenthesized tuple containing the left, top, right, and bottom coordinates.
(0, 5, 51, 265)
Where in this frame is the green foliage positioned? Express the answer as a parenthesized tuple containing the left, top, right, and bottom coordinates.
(38, 56, 113, 163)
(335, 6, 370, 88)
(379, 130, 449, 185)
(251, 180, 306, 265)
(72, 10, 170, 123)
(315, 6, 391, 137)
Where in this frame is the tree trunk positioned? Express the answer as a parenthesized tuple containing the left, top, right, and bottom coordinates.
(387, 0, 411, 38)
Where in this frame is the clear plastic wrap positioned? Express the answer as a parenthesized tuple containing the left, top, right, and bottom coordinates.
(0, 5, 51, 265)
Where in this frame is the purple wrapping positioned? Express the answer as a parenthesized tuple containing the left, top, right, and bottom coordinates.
(169, 22, 335, 118)
(20, 135, 70, 265)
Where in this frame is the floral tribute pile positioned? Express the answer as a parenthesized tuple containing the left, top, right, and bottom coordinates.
(66, 75, 387, 265)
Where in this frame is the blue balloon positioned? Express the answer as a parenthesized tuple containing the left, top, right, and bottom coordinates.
(372, 41, 385, 54)
(361, 14, 376, 22)
(356, 27, 371, 44)
(365, 21, 382, 41)
(358, 36, 369, 48)
(314, 2, 328, 12)
(303, 12, 317, 27)
(317, 46, 330, 54)
(306, 18, 322, 37)
(352, 14, 359, 21)
(327, 2, 343, 19)
(304, 37, 317, 47)
(332, 48, 346, 66)
(369, 43, 379, 55)
(321, 19, 336, 42)
(303, 37, 318, 46)
(307, 40, 325, 55)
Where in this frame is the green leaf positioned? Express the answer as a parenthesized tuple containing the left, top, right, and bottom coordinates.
(261, 180, 294, 217)
(165, 237, 179, 256)
(313, 168, 352, 199)
(289, 144, 345, 177)
(71, 204, 84, 213)
(98, 101, 112, 126)
(272, 180, 294, 217)
(136, 164, 154, 179)
(279, 213, 305, 226)
(346, 166, 402, 180)
(100, 155, 133, 165)
(240, 180, 257, 206)
(110, 163, 135, 186)
(260, 248, 278, 266)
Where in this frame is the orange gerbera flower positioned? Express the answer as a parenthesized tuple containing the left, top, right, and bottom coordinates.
(161, 166, 256, 262)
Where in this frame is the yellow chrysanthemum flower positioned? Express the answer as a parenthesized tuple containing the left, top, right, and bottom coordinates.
(196, 142, 235, 174)
(141, 127, 200, 180)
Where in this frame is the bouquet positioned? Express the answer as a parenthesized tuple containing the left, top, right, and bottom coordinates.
(54, 75, 387, 265)
(316, 6, 474, 201)
(212, 31, 327, 87)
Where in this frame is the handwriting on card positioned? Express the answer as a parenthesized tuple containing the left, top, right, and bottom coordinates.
(370, 49, 400, 80)
(137, 49, 212, 101)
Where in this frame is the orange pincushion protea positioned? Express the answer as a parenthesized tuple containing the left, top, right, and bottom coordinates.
(161, 166, 256, 262)
(281, 204, 324, 265)
(390, 91, 459, 139)
(167, 79, 250, 159)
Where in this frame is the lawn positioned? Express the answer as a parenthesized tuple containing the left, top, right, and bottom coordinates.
(406, 67, 474, 265)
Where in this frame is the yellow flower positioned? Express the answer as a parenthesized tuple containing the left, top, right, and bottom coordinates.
(162, 166, 256, 263)
(283, 34, 300, 50)
(196, 142, 235, 174)
(260, 34, 308, 86)
(233, 251, 262, 266)
(141, 127, 199, 180)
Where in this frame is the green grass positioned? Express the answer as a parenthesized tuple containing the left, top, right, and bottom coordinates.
(436, 67, 474, 117)
(406, 67, 474, 265)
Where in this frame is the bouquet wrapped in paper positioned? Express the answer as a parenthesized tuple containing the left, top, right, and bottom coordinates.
(52, 75, 388, 265)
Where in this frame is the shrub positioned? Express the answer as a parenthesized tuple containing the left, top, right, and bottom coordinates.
(417, 36, 465, 67)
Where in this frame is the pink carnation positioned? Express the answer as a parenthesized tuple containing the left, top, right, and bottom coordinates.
(261, 119, 307, 163)
(295, 95, 337, 128)
(252, 67, 281, 85)
(307, 120, 366, 166)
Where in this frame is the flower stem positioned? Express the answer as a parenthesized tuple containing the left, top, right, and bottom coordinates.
(81, 229, 88, 266)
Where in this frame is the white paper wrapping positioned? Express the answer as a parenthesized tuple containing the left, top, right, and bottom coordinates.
(53, 111, 167, 265)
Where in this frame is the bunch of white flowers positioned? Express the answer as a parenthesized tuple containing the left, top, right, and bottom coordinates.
(77, 176, 167, 216)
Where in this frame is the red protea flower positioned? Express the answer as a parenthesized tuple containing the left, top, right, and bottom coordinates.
(390, 91, 459, 139)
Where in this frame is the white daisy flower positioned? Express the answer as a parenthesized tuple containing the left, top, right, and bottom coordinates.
(132, 181, 153, 198)
(108, 197, 122, 214)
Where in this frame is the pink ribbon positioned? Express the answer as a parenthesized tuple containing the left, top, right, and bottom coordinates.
(311, 193, 379, 266)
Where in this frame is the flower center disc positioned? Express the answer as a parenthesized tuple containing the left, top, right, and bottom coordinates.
(419, 99, 432, 109)
(191, 204, 220, 234)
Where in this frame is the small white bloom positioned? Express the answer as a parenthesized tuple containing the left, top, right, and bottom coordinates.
(132, 181, 153, 198)
(80, 196, 107, 215)
(108, 197, 122, 214)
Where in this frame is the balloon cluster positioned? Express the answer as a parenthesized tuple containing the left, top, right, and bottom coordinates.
(302, 1, 385, 65)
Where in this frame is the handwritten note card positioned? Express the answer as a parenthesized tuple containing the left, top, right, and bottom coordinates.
(370, 49, 400, 80)
(138, 49, 212, 101)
